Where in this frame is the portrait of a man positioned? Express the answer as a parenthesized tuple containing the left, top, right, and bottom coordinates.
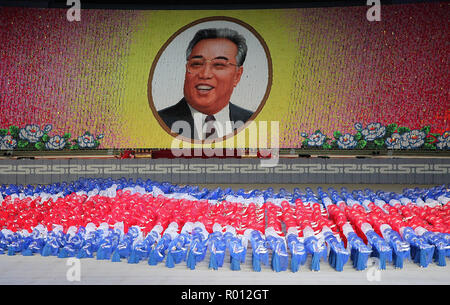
(157, 28, 254, 141)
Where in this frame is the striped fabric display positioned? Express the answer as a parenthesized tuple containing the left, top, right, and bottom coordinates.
(0, 178, 449, 272)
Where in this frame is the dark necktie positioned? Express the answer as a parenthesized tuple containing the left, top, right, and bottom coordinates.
(204, 115, 216, 139)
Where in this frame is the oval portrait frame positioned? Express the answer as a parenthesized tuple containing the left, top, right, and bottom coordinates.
(148, 16, 273, 144)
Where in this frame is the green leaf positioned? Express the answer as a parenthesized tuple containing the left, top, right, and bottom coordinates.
(374, 138, 384, 147)
(63, 132, 71, 140)
(35, 142, 45, 150)
(314, 129, 322, 134)
(366, 142, 376, 149)
(0, 129, 8, 136)
(70, 144, 80, 150)
(354, 132, 362, 141)
(356, 140, 367, 149)
(9, 126, 19, 136)
(301, 139, 308, 147)
(430, 133, 441, 138)
(386, 123, 398, 133)
(322, 143, 332, 149)
(18, 140, 29, 148)
(397, 127, 410, 134)
(420, 126, 431, 135)
(425, 136, 436, 143)
(333, 131, 342, 139)
(424, 143, 436, 150)
(42, 134, 50, 142)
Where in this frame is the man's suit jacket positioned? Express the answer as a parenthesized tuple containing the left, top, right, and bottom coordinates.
(158, 98, 254, 140)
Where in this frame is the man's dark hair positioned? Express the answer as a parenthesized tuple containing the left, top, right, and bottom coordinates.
(186, 28, 247, 67)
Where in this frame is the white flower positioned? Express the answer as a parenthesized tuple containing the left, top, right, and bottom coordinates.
(361, 123, 386, 141)
(19, 124, 44, 143)
(43, 124, 53, 133)
(45, 135, 66, 150)
(336, 133, 357, 149)
(77, 133, 96, 148)
(307, 131, 326, 147)
(401, 130, 426, 149)
(354, 123, 363, 131)
(436, 131, 450, 149)
(0, 135, 17, 150)
(385, 133, 402, 149)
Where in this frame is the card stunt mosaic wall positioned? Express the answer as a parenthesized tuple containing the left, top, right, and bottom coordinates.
(0, 3, 448, 150)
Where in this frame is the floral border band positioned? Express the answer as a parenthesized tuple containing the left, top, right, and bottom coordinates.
(301, 123, 450, 150)
(0, 124, 103, 151)
(1, 123, 449, 151)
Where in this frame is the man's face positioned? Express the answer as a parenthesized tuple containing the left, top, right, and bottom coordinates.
(184, 38, 243, 115)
